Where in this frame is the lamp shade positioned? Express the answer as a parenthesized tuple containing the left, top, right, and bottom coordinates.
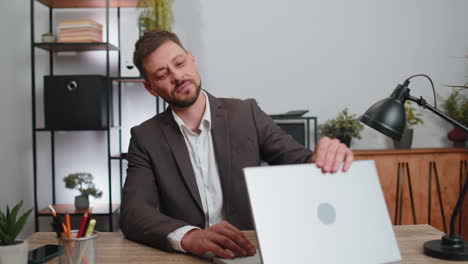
(360, 84, 410, 140)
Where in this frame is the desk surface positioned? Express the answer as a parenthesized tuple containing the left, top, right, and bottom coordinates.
(27, 225, 466, 263)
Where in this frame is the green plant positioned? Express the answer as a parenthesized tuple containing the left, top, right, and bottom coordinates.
(440, 88, 468, 127)
(405, 101, 424, 128)
(0, 201, 32, 245)
(137, 0, 174, 33)
(63, 172, 103, 198)
(319, 108, 364, 140)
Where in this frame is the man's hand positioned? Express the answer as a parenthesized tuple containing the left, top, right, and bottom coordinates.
(312, 136, 354, 173)
(180, 221, 256, 259)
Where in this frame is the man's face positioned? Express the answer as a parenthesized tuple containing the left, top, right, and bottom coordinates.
(142, 40, 202, 108)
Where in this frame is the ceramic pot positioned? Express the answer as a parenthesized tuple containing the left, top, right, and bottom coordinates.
(0, 240, 28, 264)
(75, 195, 89, 210)
(393, 128, 414, 149)
(41, 35, 56, 42)
(447, 127, 468, 148)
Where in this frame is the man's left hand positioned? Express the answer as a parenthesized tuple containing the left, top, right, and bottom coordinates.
(312, 137, 354, 173)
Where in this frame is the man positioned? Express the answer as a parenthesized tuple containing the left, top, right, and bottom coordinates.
(120, 30, 353, 259)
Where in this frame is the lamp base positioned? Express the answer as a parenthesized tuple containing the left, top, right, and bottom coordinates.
(423, 235, 468, 261)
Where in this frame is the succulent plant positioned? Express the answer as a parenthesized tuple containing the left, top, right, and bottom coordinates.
(0, 200, 32, 245)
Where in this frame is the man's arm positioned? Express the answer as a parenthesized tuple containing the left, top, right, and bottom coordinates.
(120, 129, 189, 252)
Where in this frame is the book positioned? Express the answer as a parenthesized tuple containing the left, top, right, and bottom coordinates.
(58, 24, 103, 30)
(58, 19, 102, 28)
(59, 27, 103, 34)
(58, 36, 102, 43)
(59, 31, 102, 39)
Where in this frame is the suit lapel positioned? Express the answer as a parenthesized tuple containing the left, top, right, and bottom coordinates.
(160, 110, 204, 212)
(208, 93, 232, 208)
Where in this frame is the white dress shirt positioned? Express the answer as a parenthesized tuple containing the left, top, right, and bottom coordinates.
(167, 91, 225, 252)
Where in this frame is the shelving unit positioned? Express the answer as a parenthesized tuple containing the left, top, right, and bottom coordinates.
(30, 0, 153, 232)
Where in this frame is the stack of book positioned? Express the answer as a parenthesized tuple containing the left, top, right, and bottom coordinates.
(58, 19, 103, 43)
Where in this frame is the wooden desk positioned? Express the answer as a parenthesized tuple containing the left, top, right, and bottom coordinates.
(28, 225, 466, 263)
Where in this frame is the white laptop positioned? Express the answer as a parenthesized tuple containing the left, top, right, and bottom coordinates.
(213, 160, 401, 264)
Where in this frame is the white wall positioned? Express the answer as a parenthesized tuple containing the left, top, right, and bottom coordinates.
(0, 0, 34, 237)
(1, 0, 467, 234)
(198, 0, 468, 149)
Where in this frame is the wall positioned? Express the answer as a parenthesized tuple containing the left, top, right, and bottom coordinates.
(199, 0, 468, 149)
(0, 0, 35, 237)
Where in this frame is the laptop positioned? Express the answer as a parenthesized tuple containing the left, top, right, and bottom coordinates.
(213, 160, 401, 264)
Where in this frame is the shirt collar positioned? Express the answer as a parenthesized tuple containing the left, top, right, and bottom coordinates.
(172, 90, 211, 133)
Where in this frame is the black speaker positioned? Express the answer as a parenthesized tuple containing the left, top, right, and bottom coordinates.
(44, 75, 110, 130)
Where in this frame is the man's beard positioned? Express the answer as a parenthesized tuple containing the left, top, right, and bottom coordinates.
(167, 80, 202, 108)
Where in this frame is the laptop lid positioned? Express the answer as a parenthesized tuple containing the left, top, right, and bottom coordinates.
(242, 160, 401, 264)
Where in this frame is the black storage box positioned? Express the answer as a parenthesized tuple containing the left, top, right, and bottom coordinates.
(44, 75, 110, 130)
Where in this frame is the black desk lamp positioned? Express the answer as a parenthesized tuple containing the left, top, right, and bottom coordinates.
(360, 74, 468, 261)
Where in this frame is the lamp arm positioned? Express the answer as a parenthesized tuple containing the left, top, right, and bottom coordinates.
(407, 94, 468, 236)
(407, 95, 468, 133)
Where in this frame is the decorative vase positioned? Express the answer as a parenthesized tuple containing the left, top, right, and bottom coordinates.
(75, 195, 89, 210)
(0, 240, 28, 264)
(447, 127, 468, 148)
(393, 128, 414, 149)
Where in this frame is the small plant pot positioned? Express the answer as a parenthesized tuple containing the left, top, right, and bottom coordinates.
(75, 195, 90, 210)
(0, 240, 28, 264)
(393, 128, 414, 149)
(336, 135, 352, 147)
(447, 127, 468, 148)
(41, 35, 56, 43)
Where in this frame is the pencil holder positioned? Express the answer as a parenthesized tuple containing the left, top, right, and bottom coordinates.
(58, 230, 99, 264)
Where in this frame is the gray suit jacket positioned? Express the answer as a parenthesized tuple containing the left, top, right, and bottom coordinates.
(120, 92, 312, 251)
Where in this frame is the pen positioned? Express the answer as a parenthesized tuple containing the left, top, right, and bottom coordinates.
(77, 212, 89, 238)
(65, 212, 72, 238)
(84, 219, 96, 237)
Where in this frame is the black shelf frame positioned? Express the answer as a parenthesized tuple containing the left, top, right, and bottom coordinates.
(30, 0, 127, 232)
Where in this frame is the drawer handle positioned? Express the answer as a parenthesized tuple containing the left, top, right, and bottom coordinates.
(66, 81, 78, 92)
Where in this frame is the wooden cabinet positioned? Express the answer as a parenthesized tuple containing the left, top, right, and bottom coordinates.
(354, 148, 467, 237)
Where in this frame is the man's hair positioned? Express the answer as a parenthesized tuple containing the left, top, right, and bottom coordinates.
(133, 30, 185, 80)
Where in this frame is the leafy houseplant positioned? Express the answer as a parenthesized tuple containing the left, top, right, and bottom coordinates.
(319, 108, 364, 147)
(63, 172, 103, 210)
(0, 200, 33, 263)
(393, 101, 424, 149)
(440, 88, 468, 147)
(137, 0, 174, 35)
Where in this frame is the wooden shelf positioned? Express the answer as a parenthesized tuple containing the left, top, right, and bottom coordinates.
(36, 0, 148, 8)
(38, 204, 120, 216)
(34, 42, 118, 52)
(110, 153, 127, 160)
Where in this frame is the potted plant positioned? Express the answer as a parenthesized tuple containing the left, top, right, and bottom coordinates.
(0, 200, 33, 264)
(137, 0, 174, 35)
(319, 108, 364, 147)
(440, 88, 468, 147)
(63, 172, 103, 210)
(41, 32, 56, 43)
(393, 101, 424, 149)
